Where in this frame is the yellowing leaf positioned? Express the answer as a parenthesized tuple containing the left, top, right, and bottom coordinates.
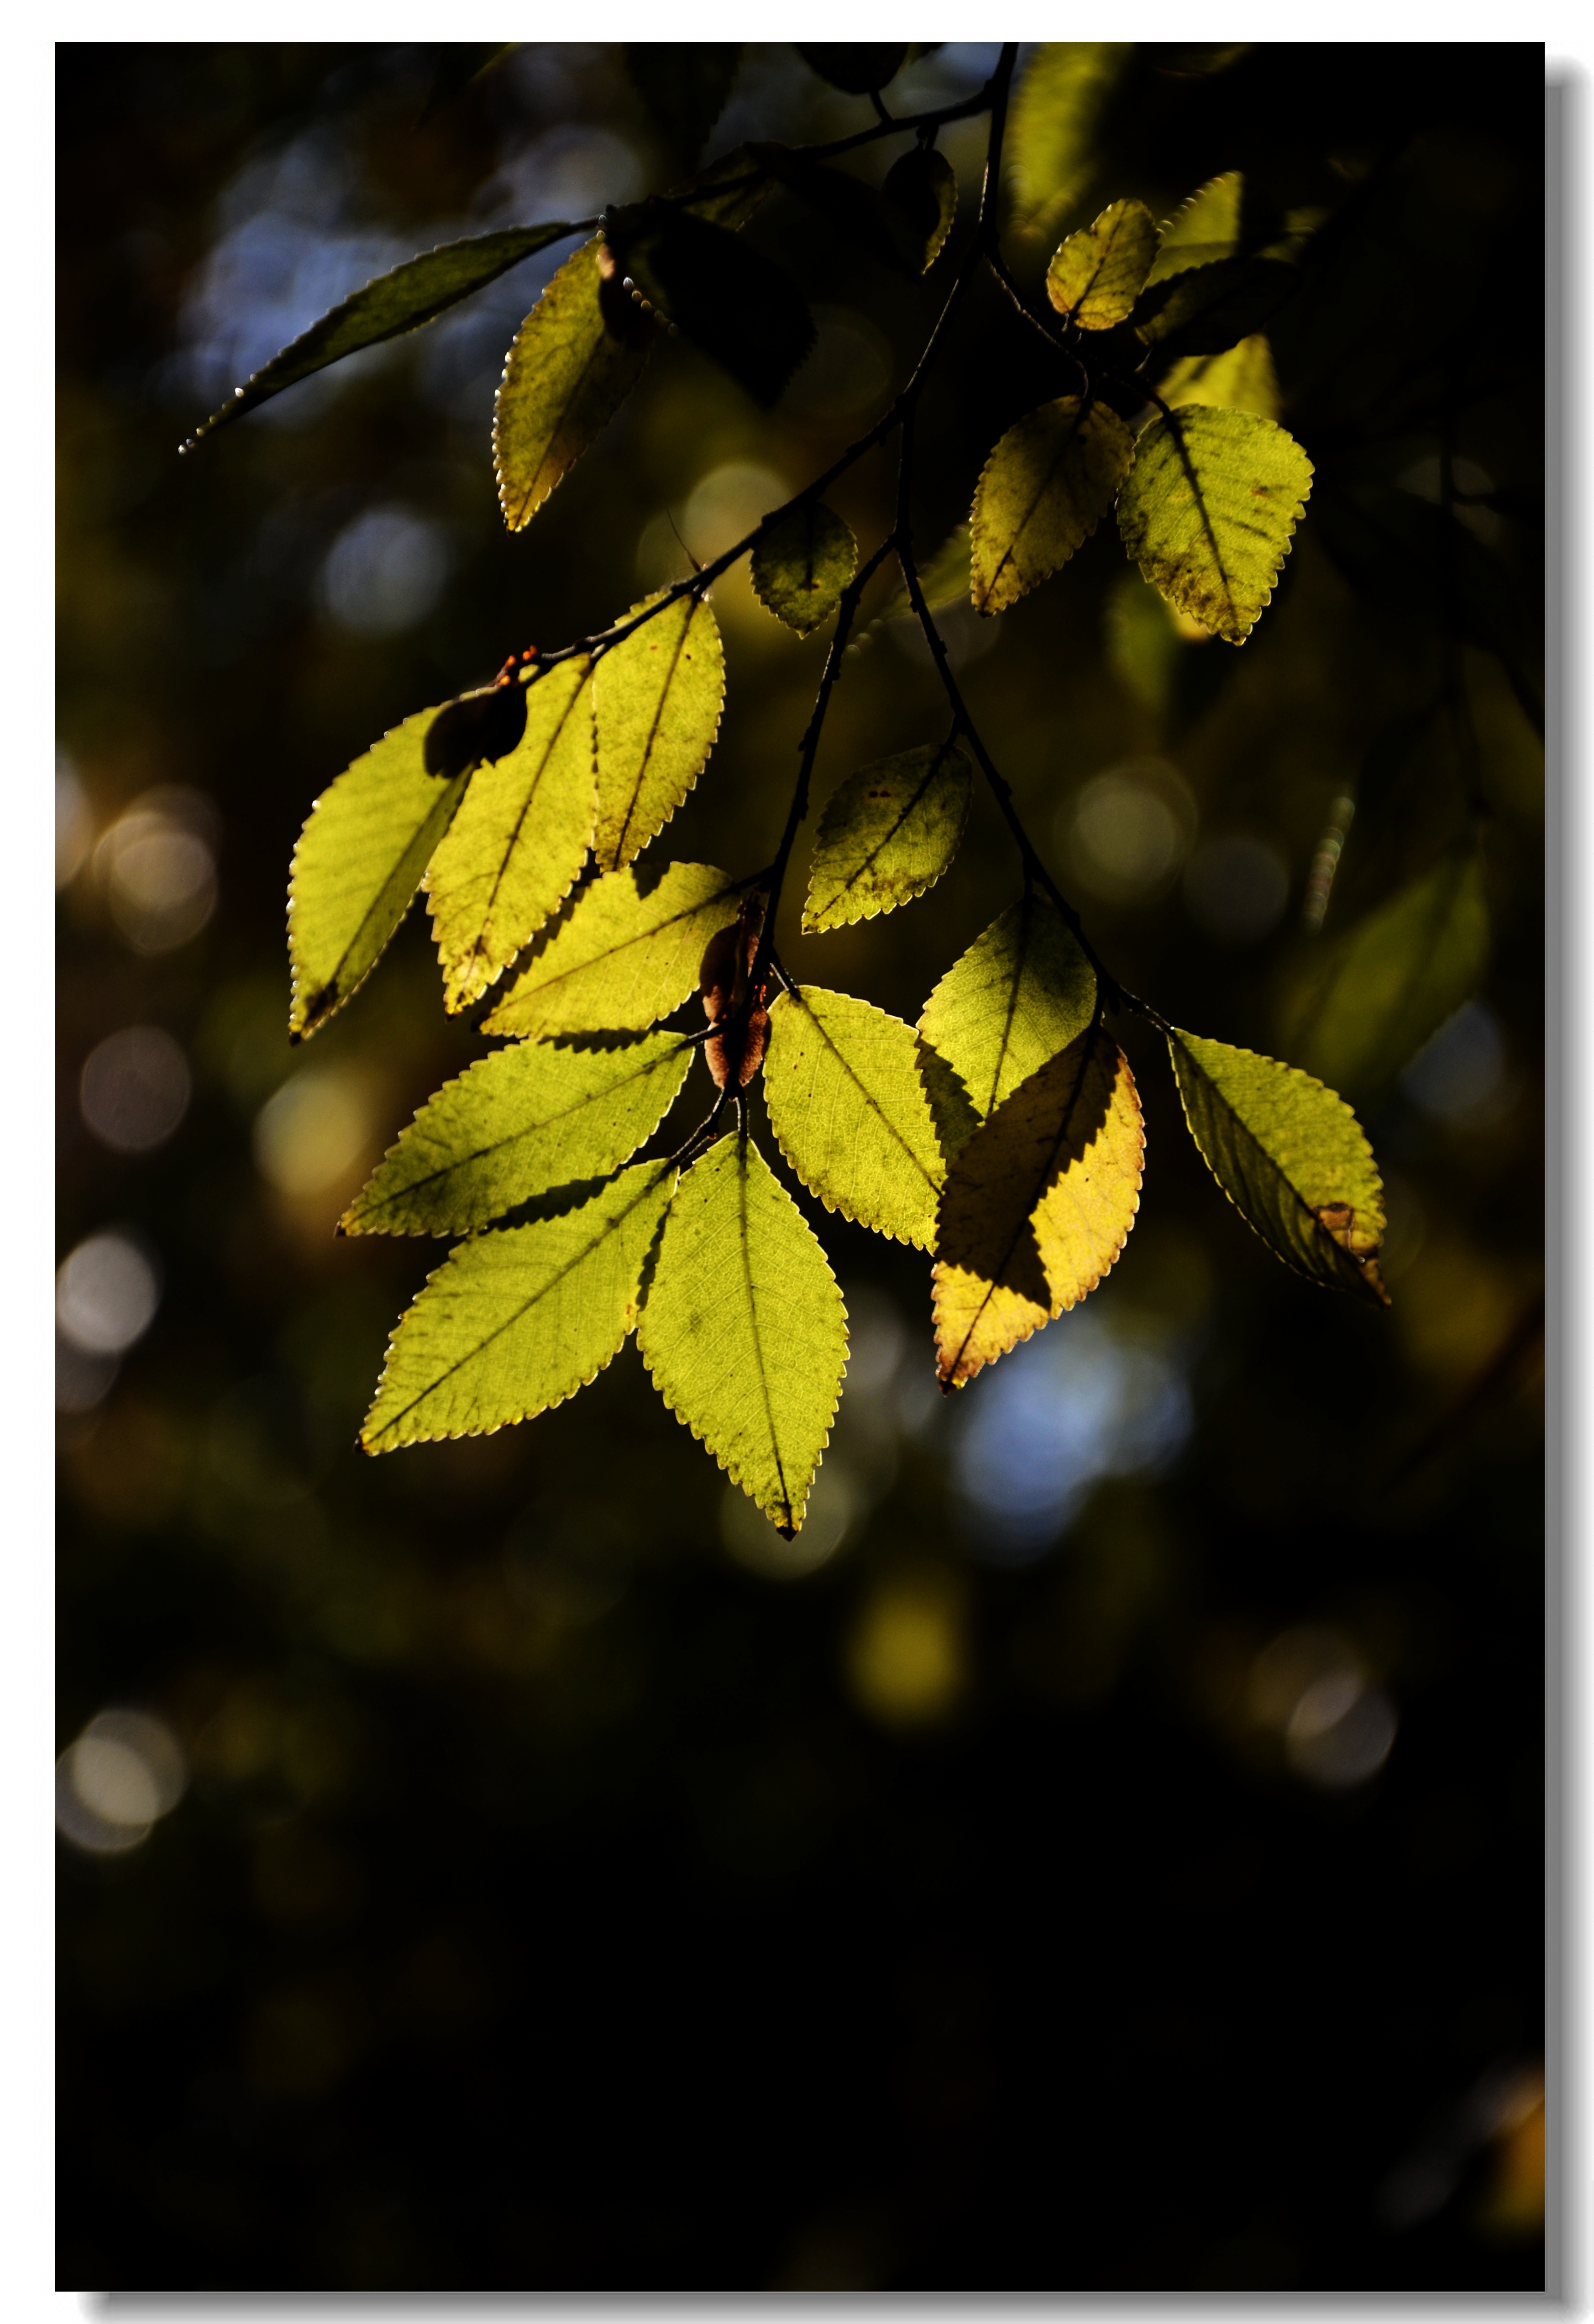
(1006, 43, 1133, 247)
(1281, 849, 1490, 1100)
(426, 658, 596, 1012)
(288, 703, 468, 1042)
(803, 741, 972, 933)
(483, 860, 749, 1040)
(1159, 333, 1280, 421)
(763, 986, 946, 1249)
(361, 1161, 676, 1452)
(638, 1133, 848, 1536)
(1147, 171, 1244, 284)
(932, 1027, 1143, 1389)
(494, 240, 654, 531)
(918, 892, 1097, 1136)
(1166, 1029, 1388, 1304)
(1046, 199, 1159, 328)
(750, 502, 858, 636)
(971, 396, 1135, 614)
(593, 595, 724, 871)
(1116, 403, 1313, 644)
(341, 1032, 693, 1238)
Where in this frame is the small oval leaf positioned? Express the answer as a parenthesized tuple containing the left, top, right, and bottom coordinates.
(494, 240, 655, 532)
(1046, 198, 1159, 329)
(594, 595, 725, 870)
(882, 145, 958, 273)
(764, 986, 947, 1249)
(804, 740, 973, 933)
(971, 395, 1136, 614)
(751, 503, 859, 636)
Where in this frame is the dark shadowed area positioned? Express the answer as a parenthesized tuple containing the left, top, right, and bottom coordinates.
(58, 41, 1544, 2293)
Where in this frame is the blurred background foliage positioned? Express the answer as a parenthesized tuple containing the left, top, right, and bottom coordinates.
(58, 41, 1544, 2292)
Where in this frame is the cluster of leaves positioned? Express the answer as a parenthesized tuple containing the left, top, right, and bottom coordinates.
(190, 42, 1400, 1539)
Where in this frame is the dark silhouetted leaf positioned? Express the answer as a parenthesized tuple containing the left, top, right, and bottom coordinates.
(883, 145, 958, 272)
(419, 44, 517, 126)
(752, 143, 912, 275)
(796, 44, 907, 94)
(494, 240, 655, 530)
(751, 502, 859, 635)
(423, 681, 529, 781)
(602, 200, 815, 405)
(1135, 256, 1299, 360)
(700, 899, 771, 1092)
(672, 144, 774, 232)
(625, 44, 741, 159)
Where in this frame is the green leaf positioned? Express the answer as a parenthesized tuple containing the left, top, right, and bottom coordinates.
(803, 741, 973, 934)
(594, 595, 725, 871)
(342, 1030, 693, 1238)
(1146, 172, 1244, 284)
(882, 146, 958, 273)
(602, 201, 815, 407)
(917, 892, 1097, 1136)
(750, 503, 859, 637)
(1159, 333, 1280, 421)
(933, 1027, 1144, 1388)
(751, 143, 912, 276)
(637, 1132, 848, 1536)
(361, 1160, 676, 1452)
(1046, 199, 1159, 329)
(288, 705, 471, 1043)
(1116, 404, 1313, 645)
(624, 44, 740, 159)
(796, 44, 907, 94)
(764, 986, 946, 1249)
(1280, 849, 1490, 1101)
(872, 525, 970, 628)
(426, 658, 596, 1012)
(1166, 1028, 1389, 1304)
(970, 395, 1136, 615)
(494, 240, 655, 531)
(1006, 43, 1133, 246)
(181, 222, 577, 449)
(483, 860, 749, 1040)
(1135, 255, 1298, 361)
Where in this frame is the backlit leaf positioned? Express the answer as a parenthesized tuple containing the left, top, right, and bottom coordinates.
(1006, 43, 1132, 246)
(602, 201, 814, 407)
(971, 395, 1135, 614)
(1116, 403, 1313, 644)
(1281, 849, 1490, 1100)
(361, 1161, 676, 1451)
(594, 594, 725, 870)
(1166, 1028, 1388, 1304)
(638, 1133, 848, 1535)
(752, 144, 912, 276)
(764, 986, 946, 1248)
(803, 741, 972, 933)
(933, 1026, 1143, 1388)
(342, 1032, 693, 1238)
(1146, 171, 1243, 283)
(182, 223, 576, 449)
(1159, 333, 1279, 421)
(484, 860, 749, 1040)
(1135, 255, 1298, 360)
(796, 44, 907, 94)
(882, 146, 958, 273)
(426, 658, 596, 1012)
(624, 43, 740, 159)
(1046, 199, 1159, 329)
(288, 705, 470, 1043)
(917, 892, 1097, 1136)
(494, 240, 655, 531)
(751, 503, 859, 636)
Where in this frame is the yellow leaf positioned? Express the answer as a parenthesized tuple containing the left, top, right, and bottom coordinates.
(971, 396, 1135, 614)
(1046, 199, 1159, 329)
(593, 595, 725, 871)
(493, 241, 654, 531)
(1159, 334, 1280, 421)
(932, 1026, 1143, 1389)
(1116, 403, 1312, 644)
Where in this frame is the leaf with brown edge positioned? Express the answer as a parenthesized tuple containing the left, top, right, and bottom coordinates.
(932, 1025, 1144, 1390)
(1166, 1028, 1389, 1306)
(425, 657, 596, 1012)
(593, 594, 724, 871)
(1116, 403, 1312, 645)
(1046, 199, 1159, 329)
(971, 396, 1135, 614)
(494, 240, 655, 532)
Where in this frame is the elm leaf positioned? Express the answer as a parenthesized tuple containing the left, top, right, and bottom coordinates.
(1166, 1029, 1389, 1304)
(182, 222, 577, 450)
(594, 595, 725, 871)
(361, 1161, 677, 1451)
(1159, 333, 1280, 421)
(1135, 255, 1298, 360)
(932, 1026, 1144, 1389)
(342, 1032, 694, 1238)
(751, 503, 859, 637)
(1046, 198, 1159, 329)
(971, 396, 1136, 614)
(602, 201, 815, 407)
(484, 860, 750, 1040)
(1006, 43, 1133, 247)
(426, 658, 596, 1012)
(288, 703, 470, 1042)
(752, 144, 913, 276)
(882, 146, 958, 273)
(1146, 171, 1244, 284)
(494, 240, 655, 531)
(803, 741, 972, 933)
(917, 892, 1097, 1138)
(1116, 403, 1313, 644)
(764, 986, 947, 1249)
(638, 1133, 848, 1536)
